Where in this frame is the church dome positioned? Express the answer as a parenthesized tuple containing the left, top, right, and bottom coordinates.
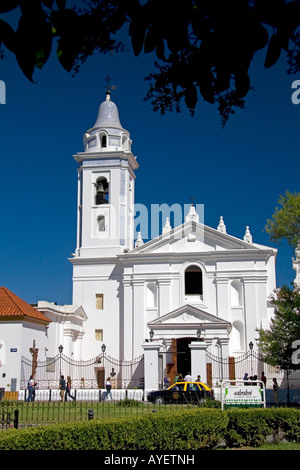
(92, 90, 123, 130)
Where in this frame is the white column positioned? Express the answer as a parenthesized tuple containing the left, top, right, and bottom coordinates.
(243, 279, 257, 346)
(142, 341, 161, 393)
(132, 280, 145, 358)
(75, 169, 82, 256)
(122, 280, 133, 360)
(189, 341, 208, 383)
(158, 280, 170, 316)
(216, 277, 229, 319)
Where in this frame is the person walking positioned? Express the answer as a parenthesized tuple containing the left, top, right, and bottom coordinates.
(26, 375, 34, 402)
(59, 375, 66, 402)
(105, 377, 113, 400)
(65, 376, 75, 401)
(164, 374, 171, 389)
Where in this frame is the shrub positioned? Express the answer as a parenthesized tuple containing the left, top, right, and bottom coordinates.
(225, 409, 271, 447)
(116, 398, 142, 407)
(0, 408, 228, 450)
(225, 408, 300, 448)
(1, 407, 300, 450)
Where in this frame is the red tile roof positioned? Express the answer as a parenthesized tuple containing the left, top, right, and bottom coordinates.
(0, 287, 50, 324)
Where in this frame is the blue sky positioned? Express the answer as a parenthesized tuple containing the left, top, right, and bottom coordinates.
(0, 11, 299, 305)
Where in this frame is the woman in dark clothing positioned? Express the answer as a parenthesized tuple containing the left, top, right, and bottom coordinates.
(65, 376, 75, 401)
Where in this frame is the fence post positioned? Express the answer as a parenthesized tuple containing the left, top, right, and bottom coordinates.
(13, 410, 19, 429)
(206, 363, 212, 387)
(228, 357, 236, 384)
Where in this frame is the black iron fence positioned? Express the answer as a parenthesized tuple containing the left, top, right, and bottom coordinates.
(206, 350, 300, 389)
(21, 353, 144, 390)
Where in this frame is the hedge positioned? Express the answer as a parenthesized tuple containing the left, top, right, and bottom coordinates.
(0, 408, 300, 450)
(225, 408, 300, 448)
(0, 408, 228, 450)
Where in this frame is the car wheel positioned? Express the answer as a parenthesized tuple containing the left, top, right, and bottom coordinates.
(154, 396, 165, 405)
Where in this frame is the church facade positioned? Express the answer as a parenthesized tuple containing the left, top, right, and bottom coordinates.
(0, 91, 279, 393)
(69, 91, 277, 389)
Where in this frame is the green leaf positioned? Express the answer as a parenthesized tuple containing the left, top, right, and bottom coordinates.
(234, 71, 250, 98)
(0, 0, 20, 13)
(144, 26, 159, 53)
(129, 15, 146, 56)
(0, 18, 16, 53)
(198, 67, 215, 104)
(264, 33, 281, 68)
(184, 83, 197, 111)
(15, 3, 52, 80)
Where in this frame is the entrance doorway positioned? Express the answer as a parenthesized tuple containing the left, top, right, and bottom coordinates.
(97, 368, 105, 388)
(176, 338, 192, 378)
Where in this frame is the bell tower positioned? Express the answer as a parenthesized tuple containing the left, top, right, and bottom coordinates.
(73, 90, 139, 258)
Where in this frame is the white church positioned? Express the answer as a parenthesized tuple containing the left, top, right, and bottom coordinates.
(0, 91, 279, 394)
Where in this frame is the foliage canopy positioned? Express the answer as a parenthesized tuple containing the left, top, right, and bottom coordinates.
(0, 0, 300, 124)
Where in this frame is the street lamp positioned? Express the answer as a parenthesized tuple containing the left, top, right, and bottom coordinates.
(196, 329, 201, 340)
(58, 345, 63, 377)
(101, 343, 106, 354)
(249, 341, 253, 376)
(149, 330, 154, 342)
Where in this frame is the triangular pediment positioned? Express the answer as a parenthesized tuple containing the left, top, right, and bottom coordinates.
(131, 220, 271, 255)
(148, 304, 231, 328)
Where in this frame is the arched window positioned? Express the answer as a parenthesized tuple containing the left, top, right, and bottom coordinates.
(146, 283, 157, 309)
(122, 134, 128, 150)
(95, 177, 109, 205)
(185, 265, 203, 296)
(101, 135, 107, 147)
(99, 132, 107, 149)
(97, 215, 105, 231)
(231, 280, 243, 307)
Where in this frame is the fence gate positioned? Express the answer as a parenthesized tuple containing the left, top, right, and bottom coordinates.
(206, 350, 300, 390)
(21, 353, 144, 390)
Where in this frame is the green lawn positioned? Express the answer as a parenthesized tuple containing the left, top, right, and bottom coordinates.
(1, 399, 185, 426)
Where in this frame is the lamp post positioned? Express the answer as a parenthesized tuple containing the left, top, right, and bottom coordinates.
(101, 344, 106, 390)
(149, 330, 154, 342)
(249, 341, 253, 376)
(58, 344, 63, 377)
(196, 329, 201, 340)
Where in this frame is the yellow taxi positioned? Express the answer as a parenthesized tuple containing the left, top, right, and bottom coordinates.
(147, 381, 214, 405)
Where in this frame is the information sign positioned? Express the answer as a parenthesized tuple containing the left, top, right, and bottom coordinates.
(221, 380, 266, 409)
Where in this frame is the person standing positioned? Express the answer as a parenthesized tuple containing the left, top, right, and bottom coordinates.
(59, 375, 66, 402)
(260, 372, 267, 388)
(184, 372, 192, 382)
(273, 378, 279, 406)
(65, 376, 75, 401)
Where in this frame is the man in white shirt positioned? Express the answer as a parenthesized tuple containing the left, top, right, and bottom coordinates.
(184, 372, 192, 382)
(26, 376, 35, 402)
